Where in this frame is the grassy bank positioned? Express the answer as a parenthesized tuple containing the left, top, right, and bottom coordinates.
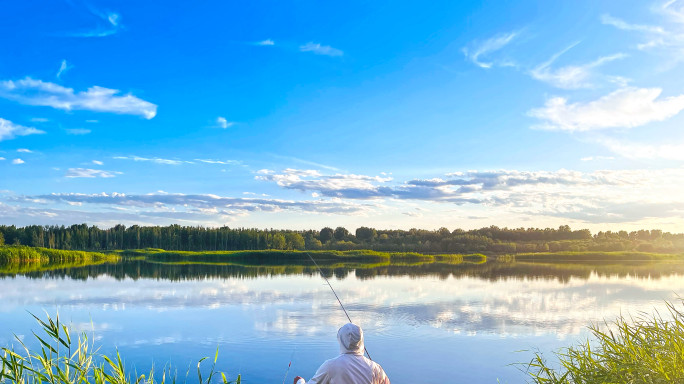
(512, 250, 683, 261)
(0, 246, 118, 274)
(526, 300, 684, 383)
(120, 248, 486, 265)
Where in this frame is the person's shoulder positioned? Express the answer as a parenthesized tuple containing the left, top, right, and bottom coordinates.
(370, 361, 390, 384)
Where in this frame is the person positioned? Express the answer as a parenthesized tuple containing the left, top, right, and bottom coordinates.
(293, 323, 390, 384)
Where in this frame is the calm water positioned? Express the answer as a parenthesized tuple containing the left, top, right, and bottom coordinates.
(2, 259, 684, 383)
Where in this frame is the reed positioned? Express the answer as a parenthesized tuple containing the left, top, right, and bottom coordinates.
(0, 313, 240, 384)
(526, 300, 684, 383)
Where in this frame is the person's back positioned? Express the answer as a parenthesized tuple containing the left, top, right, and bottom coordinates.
(294, 323, 390, 384)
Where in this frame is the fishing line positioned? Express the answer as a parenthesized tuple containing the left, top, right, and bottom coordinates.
(281, 348, 296, 384)
(305, 252, 373, 361)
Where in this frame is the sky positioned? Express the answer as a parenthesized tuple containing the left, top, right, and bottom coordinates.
(1, 0, 684, 232)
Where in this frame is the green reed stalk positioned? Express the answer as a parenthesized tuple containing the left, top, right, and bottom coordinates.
(526, 300, 684, 383)
(0, 313, 240, 384)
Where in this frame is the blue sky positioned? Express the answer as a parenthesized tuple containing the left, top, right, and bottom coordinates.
(2, 0, 684, 231)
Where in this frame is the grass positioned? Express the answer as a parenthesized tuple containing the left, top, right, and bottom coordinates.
(0, 246, 118, 274)
(0, 313, 240, 384)
(513, 251, 684, 261)
(526, 300, 684, 383)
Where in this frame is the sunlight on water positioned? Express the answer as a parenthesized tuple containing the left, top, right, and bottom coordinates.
(1, 260, 683, 384)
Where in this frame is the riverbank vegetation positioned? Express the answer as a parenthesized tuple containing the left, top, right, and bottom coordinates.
(0, 313, 240, 384)
(1, 224, 683, 254)
(0, 246, 118, 274)
(526, 300, 684, 383)
(120, 248, 485, 264)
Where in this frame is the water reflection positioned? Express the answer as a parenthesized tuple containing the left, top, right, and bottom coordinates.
(1, 258, 683, 384)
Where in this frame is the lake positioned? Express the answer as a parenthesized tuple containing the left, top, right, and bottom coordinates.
(1, 257, 684, 383)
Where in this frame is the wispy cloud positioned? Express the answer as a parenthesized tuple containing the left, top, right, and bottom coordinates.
(113, 155, 241, 166)
(12, 159, 25, 165)
(601, 5, 684, 65)
(299, 42, 344, 57)
(216, 116, 234, 129)
(17, 148, 32, 153)
(0, 157, 5, 161)
(12, 192, 375, 217)
(601, 14, 666, 34)
(65, 168, 121, 178)
(194, 159, 241, 165)
(528, 87, 684, 131)
(113, 156, 190, 165)
(66, 128, 91, 135)
(67, 3, 122, 38)
(92, 160, 103, 165)
(596, 136, 684, 161)
(462, 31, 520, 69)
(56, 60, 72, 79)
(0, 118, 45, 141)
(256, 39, 275, 46)
(530, 43, 627, 89)
(580, 156, 615, 162)
(0, 77, 157, 119)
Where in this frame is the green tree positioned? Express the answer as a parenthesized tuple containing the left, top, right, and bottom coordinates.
(285, 232, 305, 250)
(271, 234, 286, 250)
(334, 227, 349, 241)
(319, 227, 334, 243)
(355, 227, 377, 242)
(305, 233, 322, 249)
(0, 231, 4, 246)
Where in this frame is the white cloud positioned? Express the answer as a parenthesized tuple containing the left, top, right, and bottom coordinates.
(65, 168, 121, 178)
(68, 6, 122, 38)
(530, 43, 627, 89)
(86, 119, 98, 123)
(0, 77, 157, 119)
(601, 14, 666, 34)
(252, 167, 684, 224)
(12, 159, 25, 165)
(257, 39, 275, 46)
(66, 128, 91, 135)
(107, 13, 120, 27)
(92, 160, 104, 165)
(17, 148, 32, 153)
(462, 31, 519, 69)
(299, 42, 344, 57)
(9, 167, 684, 225)
(56, 59, 72, 79)
(0, 118, 45, 141)
(596, 136, 684, 161)
(216, 116, 234, 129)
(194, 159, 241, 165)
(14, 192, 376, 217)
(580, 156, 615, 162)
(30, 117, 49, 123)
(113, 156, 190, 165)
(256, 168, 392, 198)
(528, 87, 684, 131)
(0, 157, 5, 161)
(601, 6, 684, 63)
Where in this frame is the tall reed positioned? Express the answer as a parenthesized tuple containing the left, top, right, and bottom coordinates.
(526, 300, 684, 383)
(0, 313, 240, 384)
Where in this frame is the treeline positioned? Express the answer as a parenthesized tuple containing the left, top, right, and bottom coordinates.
(0, 224, 683, 254)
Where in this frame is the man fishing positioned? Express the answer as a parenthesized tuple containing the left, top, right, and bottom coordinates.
(293, 323, 390, 384)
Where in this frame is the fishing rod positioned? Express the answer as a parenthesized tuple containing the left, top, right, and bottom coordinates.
(281, 349, 296, 384)
(305, 252, 373, 361)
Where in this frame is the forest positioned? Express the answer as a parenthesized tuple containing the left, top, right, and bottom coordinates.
(0, 224, 682, 254)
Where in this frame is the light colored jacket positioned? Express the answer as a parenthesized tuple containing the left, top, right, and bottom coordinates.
(299, 323, 390, 384)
